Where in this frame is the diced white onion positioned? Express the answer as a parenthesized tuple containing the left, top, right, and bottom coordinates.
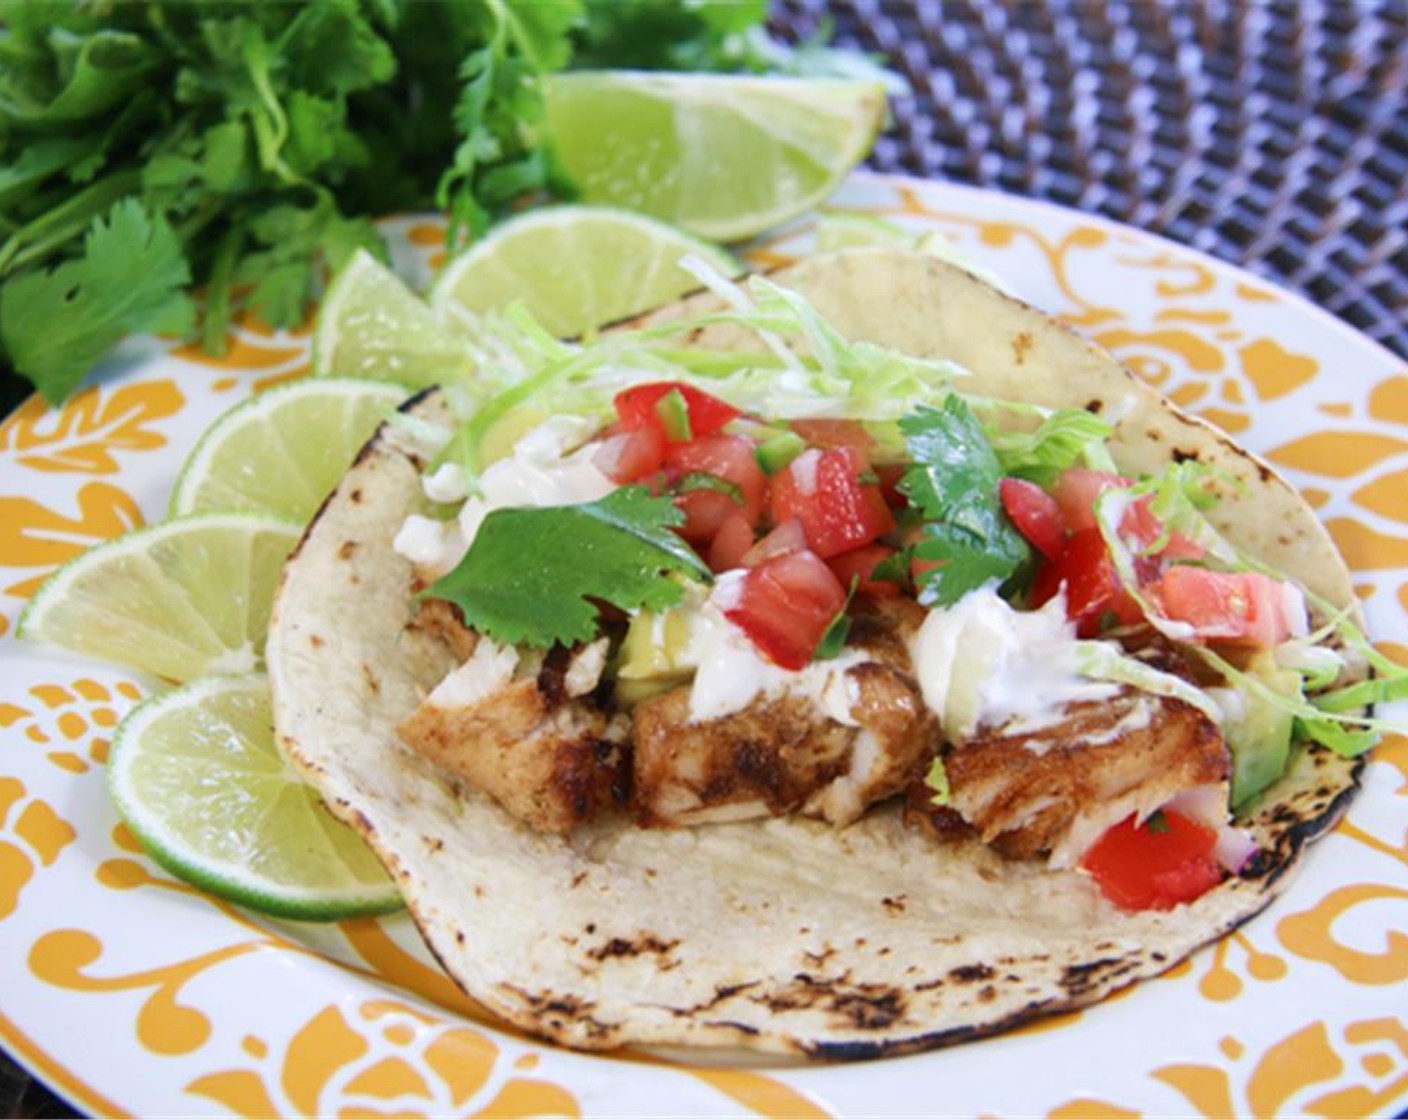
(1213, 825, 1260, 873)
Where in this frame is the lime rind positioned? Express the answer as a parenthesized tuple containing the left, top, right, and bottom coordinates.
(17, 511, 301, 683)
(169, 377, 409, 521)
(107, 674, 402, 921)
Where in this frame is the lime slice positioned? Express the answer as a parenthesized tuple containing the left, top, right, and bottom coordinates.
(543, 72, 887, 242)
(109, 674, 401, 920)
(18, 513, 300, 682)
(313, 249, 473, 386)
(171, 378, 408, 523)
(431, 205, 737, 339)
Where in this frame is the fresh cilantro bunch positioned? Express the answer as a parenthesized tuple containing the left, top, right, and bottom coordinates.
(0, 0, 872, 405)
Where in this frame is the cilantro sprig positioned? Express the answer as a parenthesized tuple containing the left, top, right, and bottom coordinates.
(0, 1, 881, 405)
(428, 486, 709, 648)
(897, 397, 1031, 606)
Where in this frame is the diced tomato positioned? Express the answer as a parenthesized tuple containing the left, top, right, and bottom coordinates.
(1053, 468, 1129, 533)
(742, 518, 807, 567)
(1032, 527, 1143, 636)
(1000, 477, 1067, 560)
(875, 462, 908, 510)
(707, 512, 756, 573)
(828, 543, 902, 598)
(665, 435, 768, 524)
(1150, 567, 1301, 648)
(593, 424, 664, 484)
(614, 381, 740, 442)
(1080, 810, 1224, 911)
(1119, 495, 1205, 562)
(1054, 468, 1203, 563)
(769, 446, 896, 558)
(673, 489, 740, 547)
(725, 549, 848, 670)
(788, 418, 874, 461)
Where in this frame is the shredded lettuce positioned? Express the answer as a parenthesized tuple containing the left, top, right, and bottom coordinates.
(982, 406, 1115, 485)
(438, 258, 979, 476)
(1197, 645, 1388, 758)
(1071, 641, 1223, 722)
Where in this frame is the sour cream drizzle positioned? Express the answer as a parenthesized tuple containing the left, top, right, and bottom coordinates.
(908, 585, 1121, 742)
(392, 415, 615, 576)
(683, 572, 865, 724)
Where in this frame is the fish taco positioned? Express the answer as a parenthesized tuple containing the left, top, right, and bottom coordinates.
(267, 248, 1394, 1057)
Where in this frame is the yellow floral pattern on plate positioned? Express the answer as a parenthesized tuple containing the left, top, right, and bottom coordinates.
(0, 176, 1403, 1116)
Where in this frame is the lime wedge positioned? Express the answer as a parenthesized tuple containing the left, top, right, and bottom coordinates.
(171, 378, 408, 523)
(109, 674, 402, 920)
(313, 249, 472, 386)
(18, 513, 300, 682)
(543, 72, 887, 242)
(431, 205, 737, 339)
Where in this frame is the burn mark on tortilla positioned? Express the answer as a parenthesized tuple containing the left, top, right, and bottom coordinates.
(1085, 399, 1104, 414)
(587, 933, 680, 965)
(677, 982, 761, 1016)
(754, 973, 907, 1031)
(1012, 331, 1033, 365)
(948, 963, 994, 983)
(338, 540, 358, 560)
(881, 895, 908, 914)
(360, 662, 381, 696)
(422, 836, 445, 853)
(500, 985, 612, 1039)
(1172, 448, 1201, 464)
(1060, 956, 1139, 999)
(570, 871, 588, 889)
(309, 634, 325, 650)
(1240, 756, 1363, 887)
(350, 487, 364, 505)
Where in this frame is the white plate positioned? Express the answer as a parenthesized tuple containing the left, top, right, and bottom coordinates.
(2, 173, 1406, 1117)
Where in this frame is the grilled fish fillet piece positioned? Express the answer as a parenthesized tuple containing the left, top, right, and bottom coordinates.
(397, 635, 630, 834)
(633, 597, 940, 829)
(936, 687, 1231, 869)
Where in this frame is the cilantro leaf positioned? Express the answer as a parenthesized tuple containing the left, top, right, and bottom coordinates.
(813, 576, 857, 661)
(429, 486, 710, 648)
(0, 198, 194, 402)
(899, 398, 1030, 606)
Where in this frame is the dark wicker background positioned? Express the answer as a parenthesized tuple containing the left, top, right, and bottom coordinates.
(3, 2, 1407, 1116)
(779, 0, 1408, 360)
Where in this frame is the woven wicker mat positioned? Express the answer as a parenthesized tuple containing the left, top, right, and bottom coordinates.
(3, 3, 1406, 1117)
(777, 0, 1408, 361)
